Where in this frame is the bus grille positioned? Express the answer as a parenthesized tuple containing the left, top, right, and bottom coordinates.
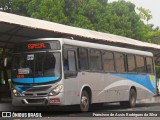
(24, 93, 48, 96)
(26, 86, 51, 92)
(26, 98, 45, 104)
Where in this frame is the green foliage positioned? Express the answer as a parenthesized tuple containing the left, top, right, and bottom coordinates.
(146, 30, 160, 44)
(0, 0, 12, 12)
(12, 0, 31, 16)
(137, 7, 152, 24)
(28, 0, 68, 24)
(102, 0, 149, 40)
(0, 0, 159, 44)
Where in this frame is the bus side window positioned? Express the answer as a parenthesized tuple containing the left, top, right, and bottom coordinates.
(78, 48, 89, 70)
(63, 49, 68, 71)
(64, 50, 77, 78)
(102, 51, 115, 72)
(89, 49, 102, 71)
(146, 57, 154, 74)
(136, 55, 146, 74)
(68, 51, 76, 71)
(114, 52, 125, 73)
(127, 54, 136, 73)
(64, 59, 69, 71)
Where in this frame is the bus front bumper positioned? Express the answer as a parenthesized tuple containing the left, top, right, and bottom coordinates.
(12, 92, 65, 106)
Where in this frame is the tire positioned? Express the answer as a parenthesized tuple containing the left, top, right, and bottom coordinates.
(119, 101, 127, 108)
(80, 90, 90, 112)
(120, 88, 137, 108)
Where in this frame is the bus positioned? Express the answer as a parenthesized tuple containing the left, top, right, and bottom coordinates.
(11, 38, 156, 111)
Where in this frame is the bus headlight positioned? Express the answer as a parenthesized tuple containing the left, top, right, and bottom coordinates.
(12, 89, 23, 97)
(49, 85, 63, 96)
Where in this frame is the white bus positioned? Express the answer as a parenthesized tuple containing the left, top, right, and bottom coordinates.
(11, 38, 156, 111)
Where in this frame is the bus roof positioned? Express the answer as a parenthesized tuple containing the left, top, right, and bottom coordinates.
(25, 38, 153, 57)
(62, 38, 153, 57)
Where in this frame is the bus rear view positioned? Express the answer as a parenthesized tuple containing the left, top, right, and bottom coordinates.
(11, 38, 63, 106)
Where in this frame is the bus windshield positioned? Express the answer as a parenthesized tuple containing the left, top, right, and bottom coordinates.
(12, 52, 61, 84)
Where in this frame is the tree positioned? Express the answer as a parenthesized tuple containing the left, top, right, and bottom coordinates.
(11, 0, 31, 16)
(0, 0, 12, 12)
(64, 0, 109, 30)
(63, 0, 93, 28)
(0, 0, 156, 44)
(137, 7, 152, 24)
(104, 0, 149, 40)
(27, 0, 68, 24)
(146, 30, 160, 44)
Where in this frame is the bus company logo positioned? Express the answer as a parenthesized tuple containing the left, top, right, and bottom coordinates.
(1, 112, 11, 117)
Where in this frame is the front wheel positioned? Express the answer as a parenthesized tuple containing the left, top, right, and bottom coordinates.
(80, 91, 90, 112)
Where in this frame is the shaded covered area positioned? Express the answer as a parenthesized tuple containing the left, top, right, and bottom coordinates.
(1, 11, 160, 52)
(1, 11, 160, 99)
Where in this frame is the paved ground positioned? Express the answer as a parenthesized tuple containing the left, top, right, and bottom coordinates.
(0, 96, 160, 119)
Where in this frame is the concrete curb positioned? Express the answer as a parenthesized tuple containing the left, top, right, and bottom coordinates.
(137, 96, 160, 104)
(1, 96, 160, 104)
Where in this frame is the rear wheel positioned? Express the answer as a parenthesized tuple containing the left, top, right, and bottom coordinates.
(120, 88, 137, 108)
(80, 90, 90, 112)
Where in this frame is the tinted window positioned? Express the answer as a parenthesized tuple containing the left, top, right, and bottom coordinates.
(114, 53, 125, 72)
(63, 49, 68, 71)
(78, 48, 89, 70)
(136, 56, 146, 73)
(63, 49, 77, 72)
(127, 54, 136, 72)
(68, 51, 76, 71)
(103, 51, 115, 72)
(89, 49, 102, 71)
(146, 57, 154, 74)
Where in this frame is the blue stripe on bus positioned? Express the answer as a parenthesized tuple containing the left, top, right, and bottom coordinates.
(13, 78, 33, 84)
(113, 73, 156, 94)
(13, 76, 59, 84)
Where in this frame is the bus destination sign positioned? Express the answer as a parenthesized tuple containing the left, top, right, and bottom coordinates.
(28, 43, 46, 49)
(14, 40, 60, 53)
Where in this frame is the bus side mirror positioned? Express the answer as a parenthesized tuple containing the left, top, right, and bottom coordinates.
(4, 57, 8, 67)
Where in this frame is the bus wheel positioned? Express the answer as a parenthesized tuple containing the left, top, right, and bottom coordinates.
(80, 90, 90, 112)
(120, 88, 136, 108)
(128, 88, 137, 107)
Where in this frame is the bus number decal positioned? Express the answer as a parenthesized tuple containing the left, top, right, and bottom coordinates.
(28, 43, 46, 49)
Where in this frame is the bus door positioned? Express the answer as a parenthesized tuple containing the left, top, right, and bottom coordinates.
(64, 49, 79, 104)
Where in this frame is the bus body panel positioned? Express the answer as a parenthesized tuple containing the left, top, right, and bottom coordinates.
(63, 72, 155, 105)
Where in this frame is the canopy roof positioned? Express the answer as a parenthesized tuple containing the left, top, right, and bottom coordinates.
(0, 11, 160, 56)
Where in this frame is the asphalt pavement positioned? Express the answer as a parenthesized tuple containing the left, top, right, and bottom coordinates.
(0, 96, 160, 119)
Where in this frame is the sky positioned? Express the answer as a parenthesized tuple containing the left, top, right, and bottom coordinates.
(108, 0, 160, 28)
